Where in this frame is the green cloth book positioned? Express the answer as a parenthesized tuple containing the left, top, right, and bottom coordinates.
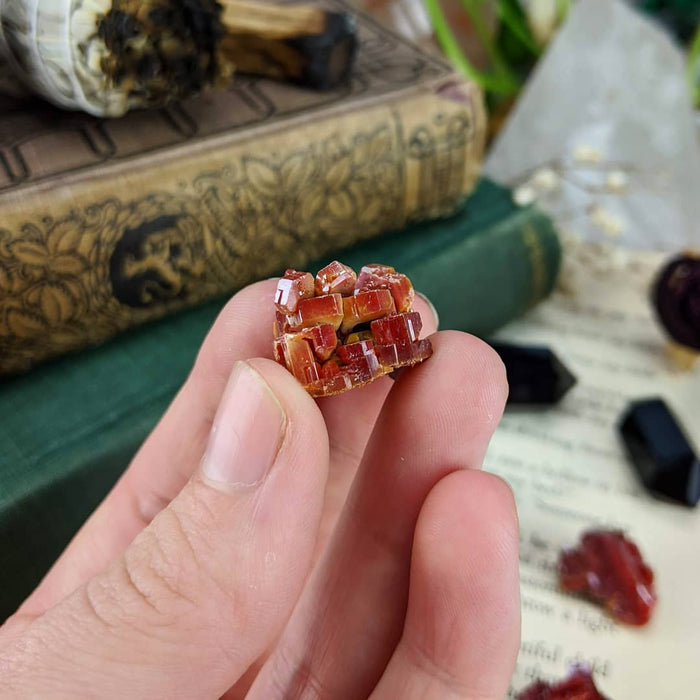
(0, 178, 560, 620)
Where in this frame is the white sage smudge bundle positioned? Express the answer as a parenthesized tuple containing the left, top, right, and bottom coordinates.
(0, 0, 231, 116)
(0, 0, 357, 117)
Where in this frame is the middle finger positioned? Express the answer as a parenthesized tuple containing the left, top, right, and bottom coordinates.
(316, 294, 438, 552)
(249, 331, 508, 700)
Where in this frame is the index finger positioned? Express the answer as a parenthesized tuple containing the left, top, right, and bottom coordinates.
(15, 279, 437, 620)
(15, 279, 278, 618)
(249, 331, 509, 699)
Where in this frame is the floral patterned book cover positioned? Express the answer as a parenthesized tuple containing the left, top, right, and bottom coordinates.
(0, 0, 486, 375)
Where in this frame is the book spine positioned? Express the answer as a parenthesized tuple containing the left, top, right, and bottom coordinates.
(332, 201, 561, 337)
(412, 208, 562, 337)
(0, 78, 486, 375)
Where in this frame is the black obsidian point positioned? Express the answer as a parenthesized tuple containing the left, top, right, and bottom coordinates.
(489, 342, 577, 406)
(619, 398, 700, 507)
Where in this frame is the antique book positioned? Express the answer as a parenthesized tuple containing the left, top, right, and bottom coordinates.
(0, 178, 561, 619)
(0, 0, 486, 376)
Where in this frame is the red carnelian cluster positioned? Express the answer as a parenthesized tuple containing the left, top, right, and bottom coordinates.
(517, 666, 609, 700)
(558, 530, 656, 626)
(273, 261, 433, 397)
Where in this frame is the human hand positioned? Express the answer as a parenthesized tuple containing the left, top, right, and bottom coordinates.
(0, 280, 520, 699)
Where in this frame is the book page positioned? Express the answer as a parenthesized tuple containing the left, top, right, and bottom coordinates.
(484, 240, 700, 697)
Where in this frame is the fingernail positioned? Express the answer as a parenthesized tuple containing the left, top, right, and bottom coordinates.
(202, 362, 287, 488)
(416, 291, 440, 330)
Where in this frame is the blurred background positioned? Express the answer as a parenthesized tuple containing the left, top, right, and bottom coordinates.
(1, 1, 699, 695)
(357, 0, 700, 134)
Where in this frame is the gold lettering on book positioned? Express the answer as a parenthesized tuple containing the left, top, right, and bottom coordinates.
(523, 223, 547, 308)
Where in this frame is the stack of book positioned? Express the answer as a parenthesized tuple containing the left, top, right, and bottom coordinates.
(0, 5, 560, 619)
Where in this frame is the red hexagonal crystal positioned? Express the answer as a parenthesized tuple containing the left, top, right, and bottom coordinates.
(273, 262, 433, 397)
(315, 261, 357, 296)
(372, 311, 423, 345)
(302, 323, 338, 362)
(558, 530, 656, 626)
(275, 270, 315, 314)
(336, 339, 376, 364)
(356, 263, 415, 313)
(341, 289, 396, 334)
(288, 293, 344, 332)
(274, 333, 321, 385)
(517, 666, 609, 699)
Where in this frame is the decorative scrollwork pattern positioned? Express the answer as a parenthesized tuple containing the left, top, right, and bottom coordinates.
(0, 78, 485, 374)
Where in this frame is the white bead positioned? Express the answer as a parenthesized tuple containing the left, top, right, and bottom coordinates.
(606, 170, 629, 192)
(573, 144, 603, 163)
(514, 186, 537, 206)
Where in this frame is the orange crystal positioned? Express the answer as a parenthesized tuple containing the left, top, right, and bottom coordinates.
(273, 262, 433, 397)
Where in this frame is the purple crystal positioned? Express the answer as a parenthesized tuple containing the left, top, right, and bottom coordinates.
(652, 254, 700, 351)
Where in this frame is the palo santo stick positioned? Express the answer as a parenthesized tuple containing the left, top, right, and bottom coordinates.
(220, 0, 357, 90)
(222, 0, 327, 38)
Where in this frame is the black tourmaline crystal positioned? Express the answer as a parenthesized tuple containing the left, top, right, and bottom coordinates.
(490, 342, 577, 406)
(619, 398, 700, 507)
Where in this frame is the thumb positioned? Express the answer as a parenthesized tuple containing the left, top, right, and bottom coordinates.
(1, 360, 329, 699)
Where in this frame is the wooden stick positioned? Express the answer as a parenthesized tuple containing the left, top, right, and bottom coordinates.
(221, 0, 328, 38)
(219, 0, 357, 90)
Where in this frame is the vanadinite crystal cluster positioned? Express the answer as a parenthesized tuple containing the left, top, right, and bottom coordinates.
(558, 530, 656, 626)
(517, 666, 609, 700)
(273, 262, 433, 397)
